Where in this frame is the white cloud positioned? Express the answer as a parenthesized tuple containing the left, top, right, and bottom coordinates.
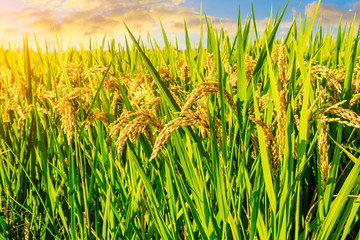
(305, 1, 360, 27)
(0, 0, 242, 49)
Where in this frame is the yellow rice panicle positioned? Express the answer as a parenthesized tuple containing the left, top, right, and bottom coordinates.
(114, 109, 162, 153)
(276, 40, 288, 162)
(150, 109, 211, 161)
(324, 103, 360, 128)
(250, 115, 279, 178)
(180, 64, 191, 86)
(182, 82, 236, 113)
(318, 119, 330, 189)
(83, 108, 108, 130)
(57, 100, 76, 145)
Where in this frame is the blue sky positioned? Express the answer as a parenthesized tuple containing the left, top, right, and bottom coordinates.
(0, 0, 359, 49)
(199, 0, 357, 21)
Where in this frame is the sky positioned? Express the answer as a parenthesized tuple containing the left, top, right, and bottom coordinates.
(0, 0, 359, 49)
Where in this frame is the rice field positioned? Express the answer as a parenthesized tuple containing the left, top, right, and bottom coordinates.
(1, 2, 360, 239)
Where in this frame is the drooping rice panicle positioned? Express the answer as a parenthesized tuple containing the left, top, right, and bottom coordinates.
(250, 115, 279, 178)
(150, 108, 211, 161)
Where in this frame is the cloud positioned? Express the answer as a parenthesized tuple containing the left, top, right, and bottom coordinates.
(0, 1, 192, 47)
(0, 0, 240, 49)
(304, 1, 360, 27)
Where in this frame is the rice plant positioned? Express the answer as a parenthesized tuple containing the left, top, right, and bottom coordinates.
(1, 1, 360, 239)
